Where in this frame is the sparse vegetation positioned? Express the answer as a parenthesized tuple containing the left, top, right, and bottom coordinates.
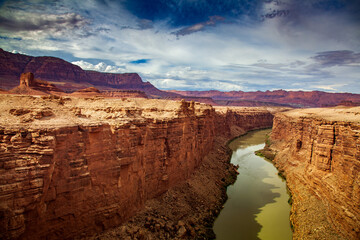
(255, 150, 264, 157)
(278, 171, 286, 180)
(265, 133, 272, 147)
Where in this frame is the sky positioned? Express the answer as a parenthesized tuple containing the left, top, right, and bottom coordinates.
(0, 0, 360, 93)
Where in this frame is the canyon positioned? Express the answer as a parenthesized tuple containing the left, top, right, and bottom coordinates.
(261, 107, 360, 240)
(1, 49, 359, 239)
(0, 94, 275, 239)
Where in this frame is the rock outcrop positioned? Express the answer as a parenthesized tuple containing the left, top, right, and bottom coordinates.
(264, 107, 360, 239)
(10, 72, 64, 95)
(0, 95, 275, 239)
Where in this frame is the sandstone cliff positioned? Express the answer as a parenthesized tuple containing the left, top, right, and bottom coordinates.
(0, 95, 275, 239)
(266, 107, 360, 240)
(0, 95, 214, 239)
(89, 105, 276, 240)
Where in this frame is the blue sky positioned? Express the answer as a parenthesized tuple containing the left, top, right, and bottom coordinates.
(0, 0, 360, 93)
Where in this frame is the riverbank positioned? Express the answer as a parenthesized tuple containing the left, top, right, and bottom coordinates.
(214, 129, 292, 240)
(260, 107, 360, 239)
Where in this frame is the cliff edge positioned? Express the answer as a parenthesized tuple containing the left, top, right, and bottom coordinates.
(265, 107, 360, 240)
(0, 95, 275, 239)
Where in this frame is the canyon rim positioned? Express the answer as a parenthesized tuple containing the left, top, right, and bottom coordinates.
(0, 53, 359, 239)
(0, 92, 277, 239)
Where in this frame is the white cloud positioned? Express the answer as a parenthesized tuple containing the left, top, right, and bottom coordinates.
(11, 49, 26, 54)
(313, 84, 346, 92)
(71, 60, 126, 73)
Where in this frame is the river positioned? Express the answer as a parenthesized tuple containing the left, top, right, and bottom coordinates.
(213, 129, 292, 240)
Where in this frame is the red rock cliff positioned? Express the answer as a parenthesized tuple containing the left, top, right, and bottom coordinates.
(267, 107, 360, 240)
(0, 95, 275, 239)
(0, 49, 180, 98)
(214, 106, 275, 138)
(0, 96, 215, 239)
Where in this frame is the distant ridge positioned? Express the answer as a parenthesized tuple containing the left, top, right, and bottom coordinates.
(2, 49, 360, 107)
(0, 49, 180, 98)
(169, 90, 360, 107)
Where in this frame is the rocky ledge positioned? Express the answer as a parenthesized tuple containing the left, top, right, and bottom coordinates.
(0, 95, 276, 239)
(261, 107, 360, 240)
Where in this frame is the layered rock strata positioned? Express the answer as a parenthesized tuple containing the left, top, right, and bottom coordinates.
(101, 90, 148, 99)
(92, 106, 276, 239)
(0, 95, 275, 239)
(264, 107, 360, 240)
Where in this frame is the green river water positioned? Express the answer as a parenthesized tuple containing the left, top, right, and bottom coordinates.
(213, 129, 292, 240)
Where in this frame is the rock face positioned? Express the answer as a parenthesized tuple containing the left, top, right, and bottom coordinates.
(214, 107, 276, 137)
(266, 107, 360, 239)
(19, 72, 35, 87)
(0, 95, 275, 239)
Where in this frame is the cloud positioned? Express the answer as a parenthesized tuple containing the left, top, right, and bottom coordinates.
(0, 12, 87, 31)
(137, 19, 153, 29)
(312, 50, 360, 67)
(174, 16, 225, 36)
(72, 60, 126, 73)
(313, 84, 347, 92)
(11, 49, 27, 54)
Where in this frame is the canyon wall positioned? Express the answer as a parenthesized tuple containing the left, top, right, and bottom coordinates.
(0, 95, 274, 239)
(267, 107, 360, 240)
(214, 107, 275, 139)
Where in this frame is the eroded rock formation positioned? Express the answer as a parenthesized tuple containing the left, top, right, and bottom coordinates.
(10, 72, 64, 95)
(264, 107, 360, 240)
(0, 95, 275, 239)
